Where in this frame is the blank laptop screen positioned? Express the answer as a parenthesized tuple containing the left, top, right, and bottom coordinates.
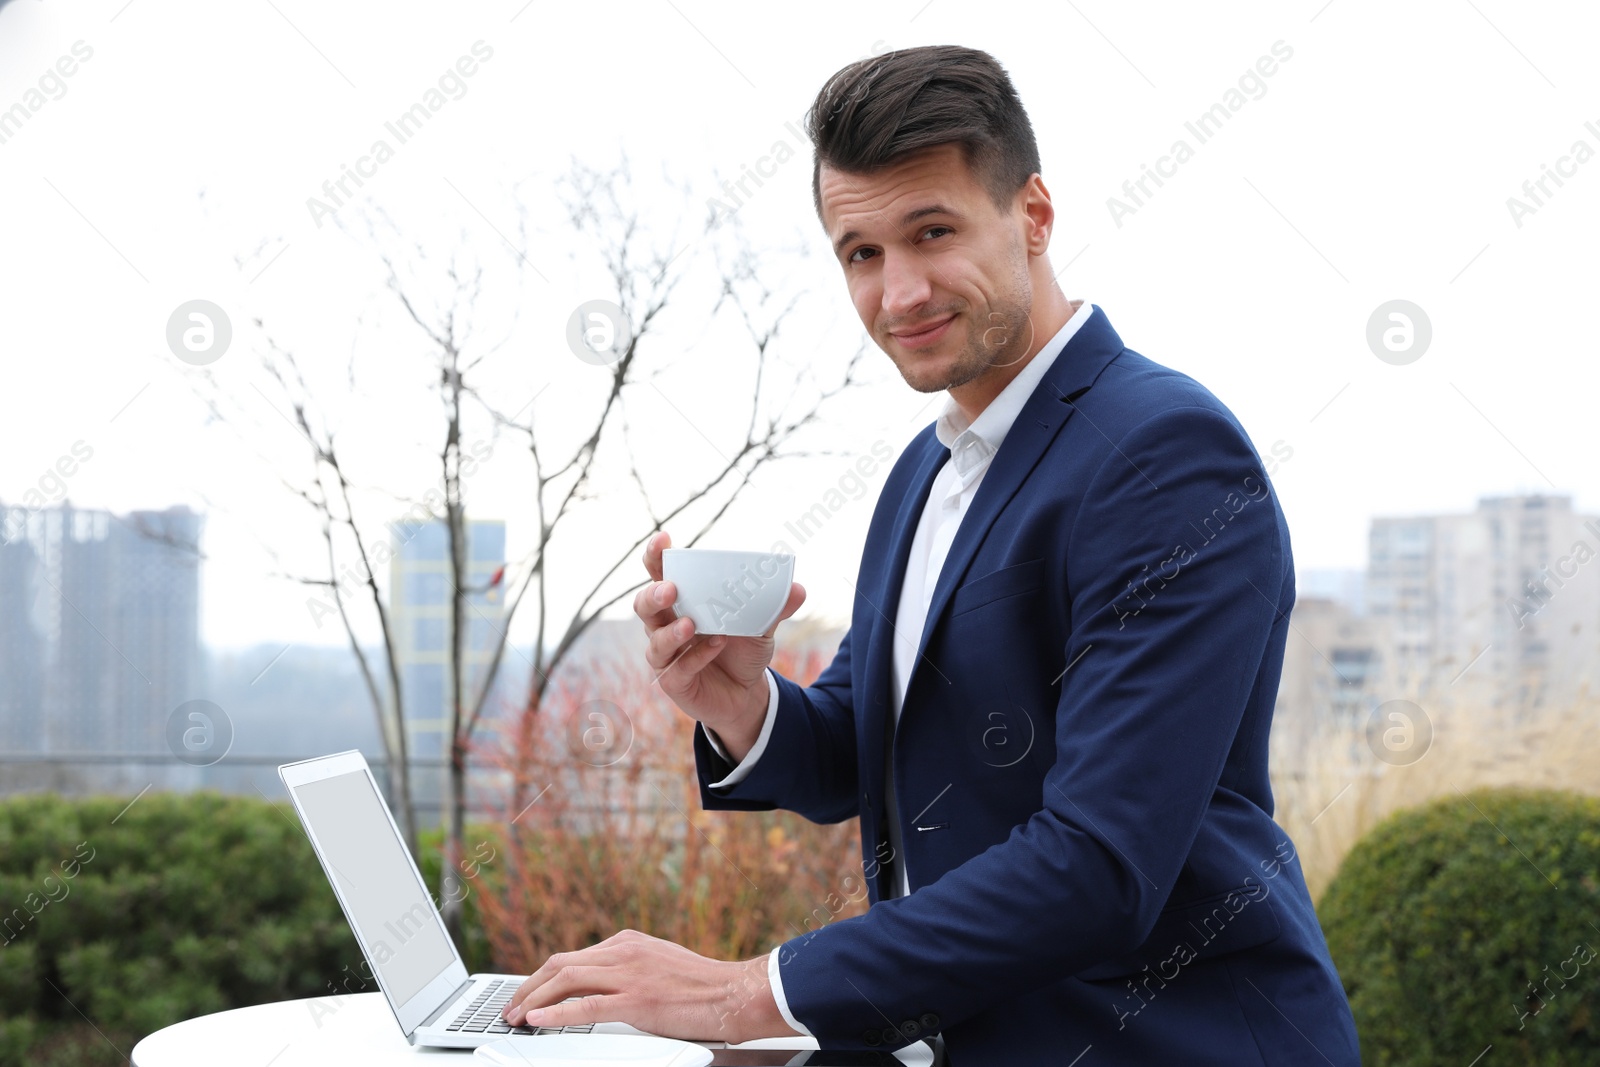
(290, 769, 457, 1006)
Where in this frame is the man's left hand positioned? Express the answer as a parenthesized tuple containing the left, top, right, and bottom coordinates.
(502, 929, 802, 1044)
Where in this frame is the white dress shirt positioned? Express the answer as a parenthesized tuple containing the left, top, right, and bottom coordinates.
(702, 300, 1093, 1037)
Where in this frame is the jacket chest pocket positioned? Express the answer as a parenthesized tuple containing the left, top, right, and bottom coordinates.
(948, 557, 1046, 617)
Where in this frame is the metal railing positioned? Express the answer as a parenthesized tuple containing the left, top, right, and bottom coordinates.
(0, 752, 678, 821)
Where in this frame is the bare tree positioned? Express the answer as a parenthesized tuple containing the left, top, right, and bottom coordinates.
(213, 156, 866, 940)
(483, 161, 864, 791)
(195, 342, 421, 855)
(382, 254, 504, 934)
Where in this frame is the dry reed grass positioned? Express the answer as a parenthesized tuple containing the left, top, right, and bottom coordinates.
(465, 631, 1600, 966)
(467, 643, 867, 972)
(1269, 691, 1600, 901)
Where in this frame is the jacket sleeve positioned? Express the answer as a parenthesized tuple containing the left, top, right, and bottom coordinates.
(772, 406, 1288, 1048)
(693, 626, 861, 825)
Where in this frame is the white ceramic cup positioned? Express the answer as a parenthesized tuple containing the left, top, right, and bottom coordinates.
(661, 548, 795, 637)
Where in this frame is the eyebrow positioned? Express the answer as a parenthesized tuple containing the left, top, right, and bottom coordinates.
(831, 204, 963, 258)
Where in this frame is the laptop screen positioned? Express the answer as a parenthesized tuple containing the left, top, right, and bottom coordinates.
(290, 769, 458, 1006)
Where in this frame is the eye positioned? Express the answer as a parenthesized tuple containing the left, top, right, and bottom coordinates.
(845, 225, 952, 265)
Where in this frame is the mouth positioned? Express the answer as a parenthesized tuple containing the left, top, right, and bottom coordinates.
(889, 313, 956, 350)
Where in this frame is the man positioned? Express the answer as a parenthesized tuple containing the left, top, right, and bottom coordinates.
(506, 44, 1361, 1065)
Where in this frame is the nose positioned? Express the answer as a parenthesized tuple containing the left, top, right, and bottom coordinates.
(880, 247, 933, 320)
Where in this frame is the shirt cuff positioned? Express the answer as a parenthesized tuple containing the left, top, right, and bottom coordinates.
(704, 669, 779, 788)
(768, 944, 813, 1038)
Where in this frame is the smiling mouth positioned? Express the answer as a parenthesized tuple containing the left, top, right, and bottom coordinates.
(890, 314, 956, 348)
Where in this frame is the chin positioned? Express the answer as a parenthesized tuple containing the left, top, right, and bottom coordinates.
(897, 363, 964, 395)
(901, 374, 950, 395)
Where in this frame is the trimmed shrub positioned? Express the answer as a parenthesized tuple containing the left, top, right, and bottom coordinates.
(0, 792, 354, 1066)
(1320, 786, 1600, 1065)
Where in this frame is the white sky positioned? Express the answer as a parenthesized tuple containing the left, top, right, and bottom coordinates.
(2, 0, 1597, 651)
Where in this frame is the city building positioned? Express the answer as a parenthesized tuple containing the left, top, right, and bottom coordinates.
(1276, 494, 1600, 753)
(387, 517, 507, 817)
(1299, 567, 1367, 617)
(0, 502, 202, 792)
(1367, 493, 1600, 719)
(1272, 595, 1383, 760)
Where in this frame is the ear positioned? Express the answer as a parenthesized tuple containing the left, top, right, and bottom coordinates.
(1019, 174, 1054, 255)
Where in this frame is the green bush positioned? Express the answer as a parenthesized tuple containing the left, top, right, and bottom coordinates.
(0, 791, 359, 1066)
(1321, 786, 1600, 1065)
(0, 791, 497, 1067)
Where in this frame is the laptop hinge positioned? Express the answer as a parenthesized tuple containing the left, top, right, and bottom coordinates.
(419, 978, 476, 1029)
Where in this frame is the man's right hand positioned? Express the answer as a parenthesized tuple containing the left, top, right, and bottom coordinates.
(633, 530, 806, 764)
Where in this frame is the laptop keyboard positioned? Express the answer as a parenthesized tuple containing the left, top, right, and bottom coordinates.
(446, 979, 597, 1036)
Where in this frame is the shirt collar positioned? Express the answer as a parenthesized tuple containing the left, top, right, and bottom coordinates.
(934, 300, 1093, 484)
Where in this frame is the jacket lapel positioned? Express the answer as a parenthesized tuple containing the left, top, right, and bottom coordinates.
(856, 305, 1126, 836)
(903, 305, 1126, 705)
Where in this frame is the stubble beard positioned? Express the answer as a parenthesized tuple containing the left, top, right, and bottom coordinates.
(890, 291, 1033, 396)
(882, 240, 1037, 394)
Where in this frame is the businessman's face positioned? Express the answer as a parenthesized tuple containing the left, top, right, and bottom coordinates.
(819, 142, 1038, 398)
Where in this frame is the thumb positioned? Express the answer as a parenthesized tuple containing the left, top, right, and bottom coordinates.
(761, 582, 806, 638)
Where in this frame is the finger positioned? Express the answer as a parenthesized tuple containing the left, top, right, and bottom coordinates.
(506, 955, 564, 1015)
(632, 578, 678, 631)
(507, 967, 619, 1025)
(648, 580, 679, 627)
(505, 948, 622, 1020)
(512, 992, 622, 1030)
(657, 632, 726, 688)
(512, 966, 617, 1017)
(645, 613, 697, 672)
(653, 626, 721, 684)
(643, 530, 670, 582)
(507, 946, 598, 1010)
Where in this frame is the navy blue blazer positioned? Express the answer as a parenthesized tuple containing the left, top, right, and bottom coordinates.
(694, 306, 1361, 1065)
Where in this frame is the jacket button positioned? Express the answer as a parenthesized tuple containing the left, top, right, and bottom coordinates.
(863, 1030, 882, 1046)
(920, 1012, 940, 1030)
(899, 1018, 921, 1038)
(881, 1026, 902, 1045)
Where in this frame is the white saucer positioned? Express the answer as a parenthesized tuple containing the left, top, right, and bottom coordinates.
(473, 1033, 714, 1067)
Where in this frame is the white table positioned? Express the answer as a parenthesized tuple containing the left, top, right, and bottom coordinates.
(131, 993, 934, 1065)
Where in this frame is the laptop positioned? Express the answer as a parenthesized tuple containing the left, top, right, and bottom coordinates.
(279, 749, 715, 1051)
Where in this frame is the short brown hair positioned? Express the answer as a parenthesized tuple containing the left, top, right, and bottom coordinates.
(805, 44, 1041, 222)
